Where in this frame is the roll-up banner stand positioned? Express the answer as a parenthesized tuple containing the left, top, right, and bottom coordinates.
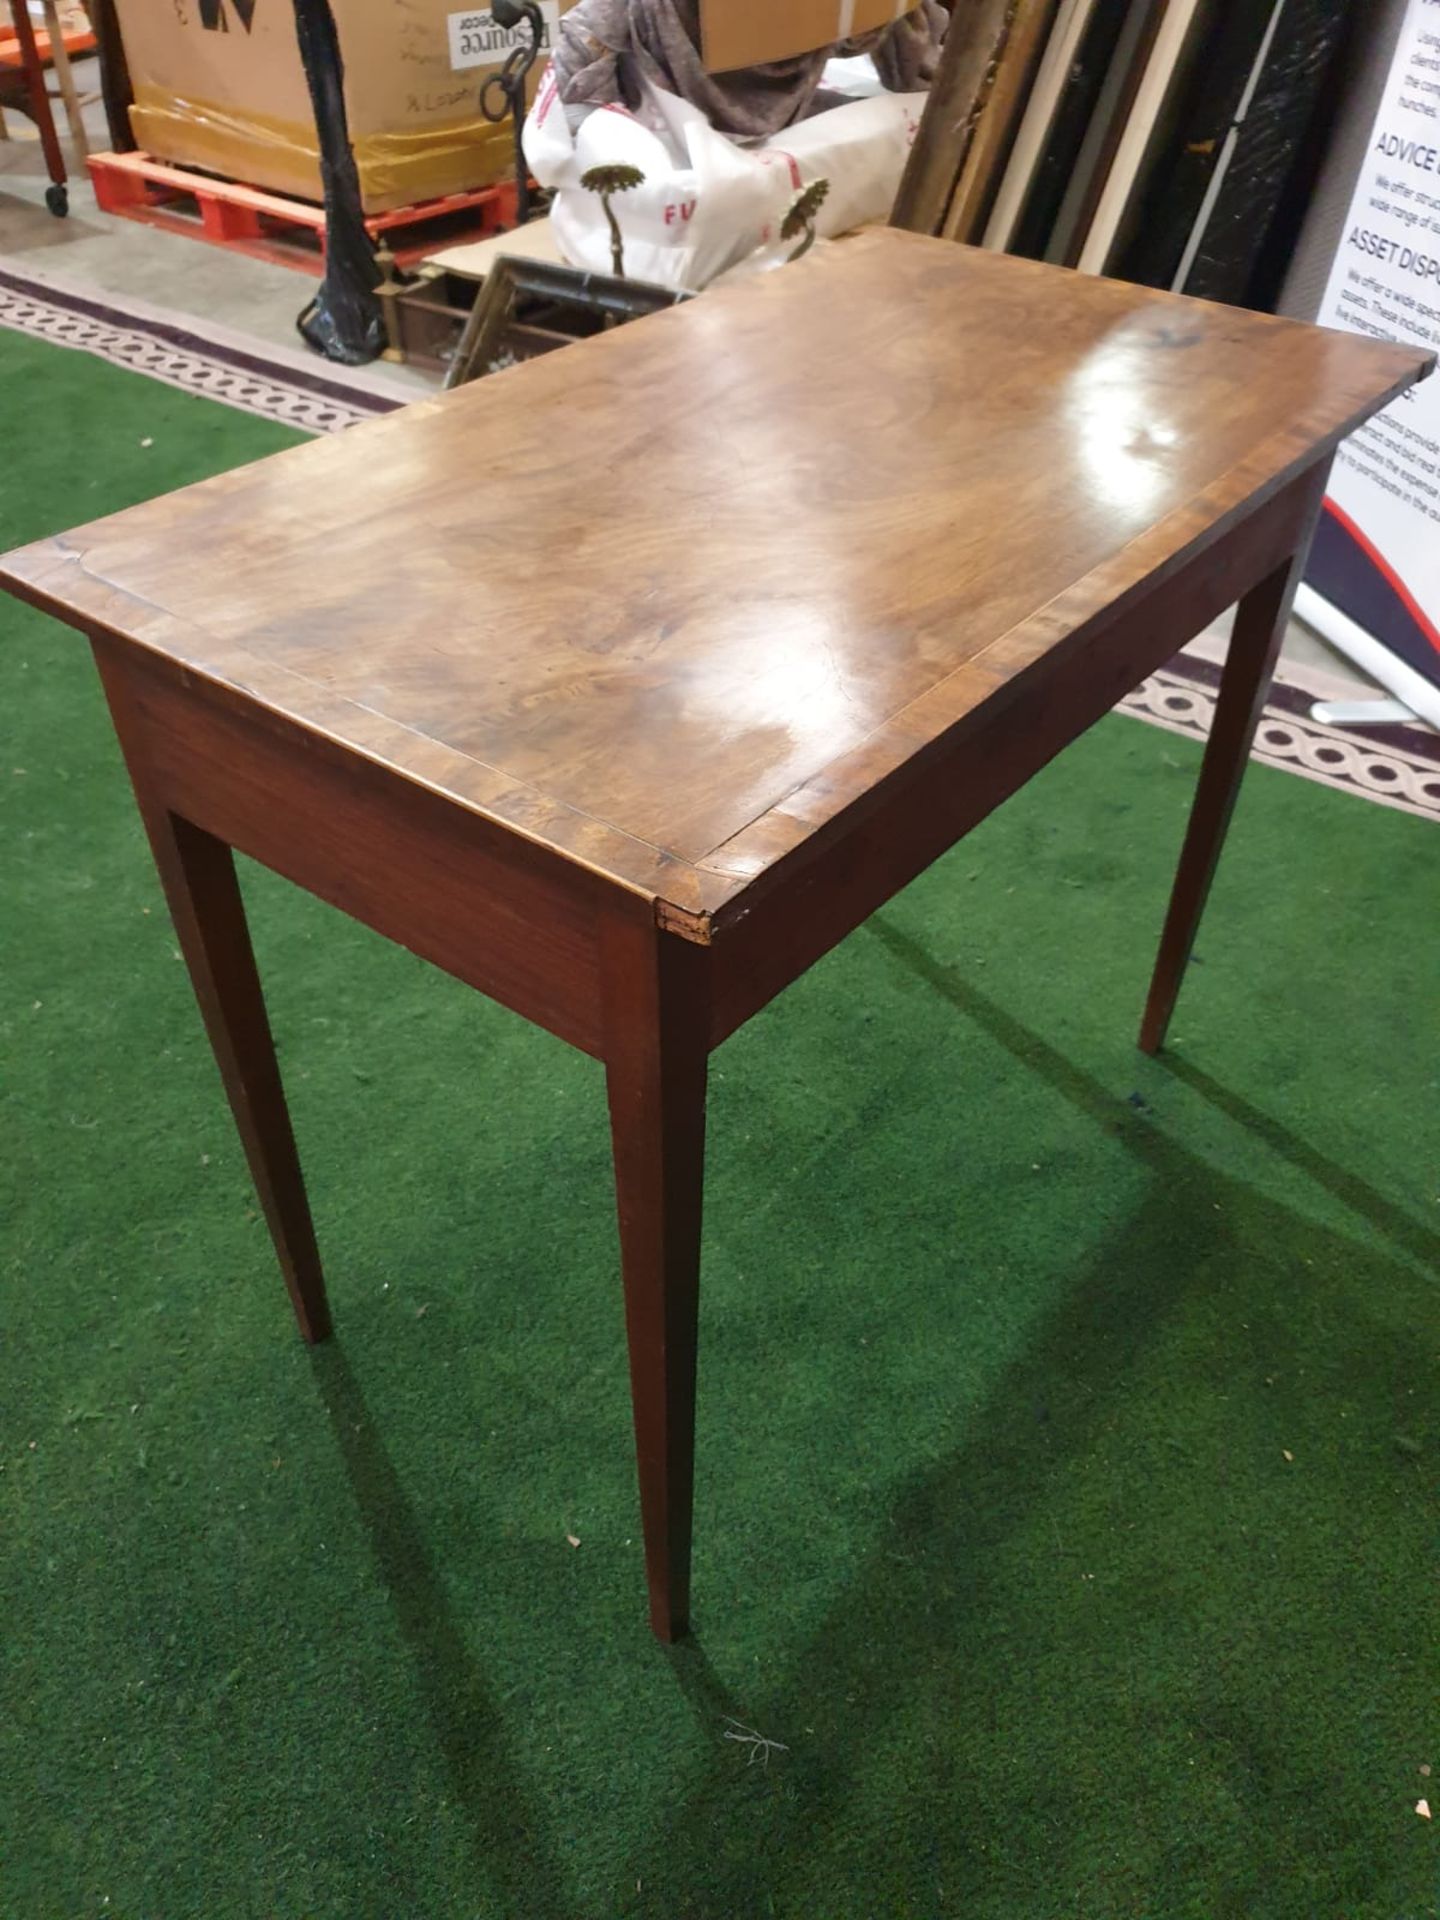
(1289, 0, 1440, 727)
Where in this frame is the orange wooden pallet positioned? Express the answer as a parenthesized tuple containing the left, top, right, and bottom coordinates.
(0, 13, 94, 66)
(87, 149, 522, 274)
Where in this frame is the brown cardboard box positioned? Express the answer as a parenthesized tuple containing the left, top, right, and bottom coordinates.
(699, 0, 922, 74)
(113, 0, 576, 214)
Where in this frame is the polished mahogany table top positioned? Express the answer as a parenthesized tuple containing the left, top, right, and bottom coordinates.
(3, 229, 1429, 1642)
(3, 229, 1422, 939)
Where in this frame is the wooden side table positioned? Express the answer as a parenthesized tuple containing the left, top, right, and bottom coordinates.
(2, 231, 1429, 1640)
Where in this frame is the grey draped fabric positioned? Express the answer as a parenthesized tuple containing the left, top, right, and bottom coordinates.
(550, 0, 948, 139)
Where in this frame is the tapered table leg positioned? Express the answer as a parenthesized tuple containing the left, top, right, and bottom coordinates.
(602, 913, 710, 1643)
(1140, 465, 1331, 1055)
(96, 653, 331, 1343)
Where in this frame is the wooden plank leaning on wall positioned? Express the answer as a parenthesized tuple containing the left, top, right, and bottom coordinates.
(891, 0, 1021, 236)
(940, 0, 1057, 243)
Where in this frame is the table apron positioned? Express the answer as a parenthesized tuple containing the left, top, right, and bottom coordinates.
(706, 470, 1320, 1048)
(93, 639, 613, 1059)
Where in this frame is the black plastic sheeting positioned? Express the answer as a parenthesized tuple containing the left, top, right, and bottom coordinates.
(1012, 0, 1134, 261)
(1110, 0, 1280, 291)
(292, 0, 384, 366)
(1178, 0, 1360, 311)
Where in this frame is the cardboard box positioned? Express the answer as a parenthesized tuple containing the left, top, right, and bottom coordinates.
(699, 0, 923, 75)
(113, 0, 576, 214)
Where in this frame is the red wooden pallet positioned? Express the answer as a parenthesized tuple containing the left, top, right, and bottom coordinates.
(87, 149, 521, 275)
(0, 16, 95, 67)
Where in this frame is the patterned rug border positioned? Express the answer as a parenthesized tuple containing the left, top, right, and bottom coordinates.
(1122, 665, 1440, 822)
(1, 264, 1435, 823)
(1177, 648, 1440, 770)
(0, 264, 397, 435)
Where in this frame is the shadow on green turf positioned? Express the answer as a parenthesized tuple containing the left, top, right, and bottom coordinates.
(613, 928, 1430, 1914)
(311, 1345, 572, 1916)
(1165, 1055, 1440, 1277)
(872, 912, 1440, 1274)
(304, 913, 1432, 1915)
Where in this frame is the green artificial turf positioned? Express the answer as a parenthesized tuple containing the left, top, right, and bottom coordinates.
(2, 323, 1438, 1920)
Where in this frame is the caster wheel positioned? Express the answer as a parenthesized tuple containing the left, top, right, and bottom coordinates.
(45, 183, 69, 218)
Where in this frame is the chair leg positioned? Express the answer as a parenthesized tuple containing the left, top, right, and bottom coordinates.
(7, 0, 67, 185)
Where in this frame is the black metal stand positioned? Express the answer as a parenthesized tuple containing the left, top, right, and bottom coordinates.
(480, 0, 545, 227)
(291, 0, 384, 365)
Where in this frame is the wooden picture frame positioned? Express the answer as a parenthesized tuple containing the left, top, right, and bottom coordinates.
(444, 254, 691, 390)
